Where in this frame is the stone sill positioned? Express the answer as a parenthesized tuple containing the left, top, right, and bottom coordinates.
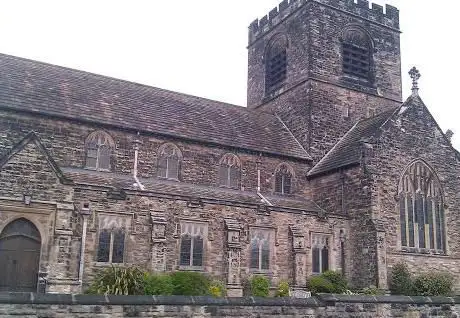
(392, 250, 449, 258)
(0, 293, 458, 306)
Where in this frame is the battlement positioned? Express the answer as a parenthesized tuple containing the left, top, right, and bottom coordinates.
(249, 0, 399, 45)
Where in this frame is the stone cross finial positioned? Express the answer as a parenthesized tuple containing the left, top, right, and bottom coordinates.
(409, 67, 421, 95)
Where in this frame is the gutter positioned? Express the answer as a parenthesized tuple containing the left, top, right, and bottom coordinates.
(133, 133, 145, 190)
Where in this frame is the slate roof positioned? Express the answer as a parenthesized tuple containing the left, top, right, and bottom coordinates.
(62, 167, 322, 213)
(307, 107, 398, 178)
(0, 53, 310, 160)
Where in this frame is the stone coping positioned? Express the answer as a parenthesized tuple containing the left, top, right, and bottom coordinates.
(0, 293, 458, 306)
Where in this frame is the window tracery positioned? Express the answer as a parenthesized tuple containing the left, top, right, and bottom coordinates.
(274, 163, 294, 195)
(399, 161, 445, 253)
(219, 153, 241, 189)
(250, 229, 271, 271)
(157, 143, 182, 180)
(179, 222, 206, 268)
(85, 130, 114, 171)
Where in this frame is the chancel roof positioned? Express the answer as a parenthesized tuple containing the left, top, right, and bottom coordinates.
(0, 53, 311, 160)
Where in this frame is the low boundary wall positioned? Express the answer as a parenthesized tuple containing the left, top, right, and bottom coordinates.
(0, 293, 459, 317)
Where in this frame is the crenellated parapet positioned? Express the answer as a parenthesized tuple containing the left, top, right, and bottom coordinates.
(249, 0, 399, 45)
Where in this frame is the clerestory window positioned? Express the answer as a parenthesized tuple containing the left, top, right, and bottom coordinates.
(399, 161, 446, 253)
(157, 143, 182, 180)
(218, 153, 241, 189)
(274, 163, 294, 195)
(85, 130, 114, 171)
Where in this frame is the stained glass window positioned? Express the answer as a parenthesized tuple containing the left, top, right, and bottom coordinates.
(250, 229, 271, 271)
(399, 161, 445, 253)
(179, 222, 206, 268)
(97, 229, 125, 263)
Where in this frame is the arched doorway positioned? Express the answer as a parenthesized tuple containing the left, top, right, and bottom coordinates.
(0, 218, 41, 292)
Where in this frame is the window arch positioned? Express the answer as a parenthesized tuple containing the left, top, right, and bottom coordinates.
(157, 143, 182, 180)
(85, 130, 114, 171)
(265, 35, 288, 93)
(341, 26, 373, 81)
(398, 161, 445, 253)
(218, 153, 241, 189)
(274, 163, 294, 195)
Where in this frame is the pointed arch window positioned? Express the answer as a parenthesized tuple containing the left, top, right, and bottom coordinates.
(342, 27, 373, 81)
(274, 163, 294, 195)
(218, 153, 241, 189)
(85, 130, 114, 171)
(399, 161, 445, 253)
(265, 35, 288, 93)
(157, 143, 182, 180)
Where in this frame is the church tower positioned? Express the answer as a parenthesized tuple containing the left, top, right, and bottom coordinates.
(247, 0, 402, 162)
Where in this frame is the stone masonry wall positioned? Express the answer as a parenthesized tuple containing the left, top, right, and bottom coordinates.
(247, 0, 402, 163)
(0, 109, 311, 194)
(1, 294, 460, 318)
(365, 96, 460, 289)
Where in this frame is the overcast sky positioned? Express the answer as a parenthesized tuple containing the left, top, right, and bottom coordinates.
(0, 1, 458, 149)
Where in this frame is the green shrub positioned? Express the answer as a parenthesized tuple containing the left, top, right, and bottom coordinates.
(209, 280, 227, 297)
(320, 271, 348, 293)
(360, 285, 385, 296)
(143, 273, 174, 295)
(307, 276, 335, 294)
(249, 275, 270, 297)
(389, 262, 414, 295)
(413, 272, 453, 296)
(86, 266, 144, 295)
(275, 280, 290, 297)
(170, 271, 210, 296)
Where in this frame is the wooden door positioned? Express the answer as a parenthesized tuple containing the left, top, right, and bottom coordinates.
(0, 218, 41, 292)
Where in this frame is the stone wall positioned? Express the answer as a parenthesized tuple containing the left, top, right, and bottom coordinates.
(1, 293, 460, 318)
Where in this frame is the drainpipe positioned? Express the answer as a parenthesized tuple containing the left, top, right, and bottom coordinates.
(133, 132, 145, 190)
(79, 203, 91, 285)
(256, 153, 272, 206)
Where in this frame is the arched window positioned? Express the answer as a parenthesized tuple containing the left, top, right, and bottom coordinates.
(399, 161, 445, 253)
(274, 163, 294, 195)
(265, 35, 288, 93)
(157, 143, 182, 180)
(218, 153, 241, 189)
(85, 130, 114, 171)
(341, 26, 373, 81)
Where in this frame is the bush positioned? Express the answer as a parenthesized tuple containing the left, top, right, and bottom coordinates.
(170, 271, 210, 296)
(209, 280, 227, 297)
(249, 275, 270, 297)
(389, 262, 414, 295)
(307, 276, 335, 294)
(275, 280, 290, 297)
(321, 271, 348, 293)
(143, 273, 174, 295)
(86, 266, 144, 295)
(359, 285, 385, 296)
(413, 272, 453, 296)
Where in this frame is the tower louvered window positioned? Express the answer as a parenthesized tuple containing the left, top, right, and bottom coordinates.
(342, 28, 372, 81)
(399, 161, 445, 253)
(265, 36, 287, 93)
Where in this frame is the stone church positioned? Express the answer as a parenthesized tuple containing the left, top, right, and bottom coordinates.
(0, 0, 459, 295)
